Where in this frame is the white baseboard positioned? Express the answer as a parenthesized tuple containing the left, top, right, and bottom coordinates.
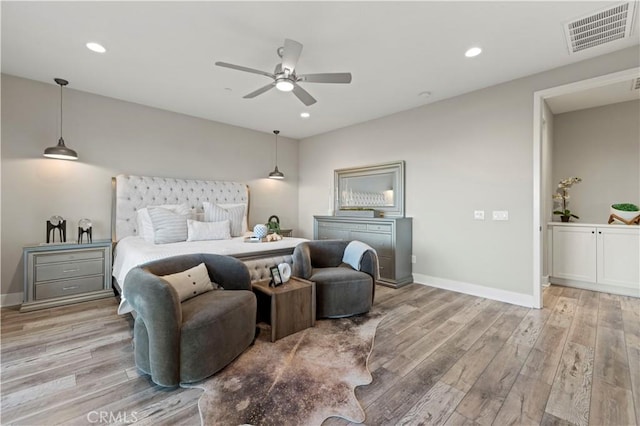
(413, 273, 535, 308)
(1, 292, 23, 308)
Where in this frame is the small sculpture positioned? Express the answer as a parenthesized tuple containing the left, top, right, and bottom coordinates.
(46, 215, 66, 243)
(78, 218, 93, 243)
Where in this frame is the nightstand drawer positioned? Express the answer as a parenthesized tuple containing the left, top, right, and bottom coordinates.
(35, 276, 104, 300)
(35, 249, 104, 265)
(35, 259, 104, 282)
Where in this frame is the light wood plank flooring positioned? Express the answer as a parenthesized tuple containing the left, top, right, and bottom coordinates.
(1, 284, 638, 425)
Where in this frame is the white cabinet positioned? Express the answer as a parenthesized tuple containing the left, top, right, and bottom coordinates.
(550, 224, 639, 297)
(597, 227, 640, 289)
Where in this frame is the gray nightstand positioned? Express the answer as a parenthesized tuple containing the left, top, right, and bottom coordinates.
(21, 240, 113, 312)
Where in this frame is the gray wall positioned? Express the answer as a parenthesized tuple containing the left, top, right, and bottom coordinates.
(1, 74, 299, 300)
(553, 100, 640, 224)
(298, 47, 639, 298)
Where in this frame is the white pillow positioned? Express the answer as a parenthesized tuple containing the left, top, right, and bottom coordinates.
(187, 219, 231, 242)
(203, 203, 246, 237)
(147, 207, 189, 244)
(137, 203, 190, 242)
(160, 262, 219, 302)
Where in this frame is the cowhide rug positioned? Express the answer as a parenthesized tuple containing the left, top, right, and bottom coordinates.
(185, 310, 385, 426)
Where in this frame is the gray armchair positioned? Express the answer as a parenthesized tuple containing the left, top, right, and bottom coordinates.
(293, 240, 377, 318)
(123, 253, 256, 387)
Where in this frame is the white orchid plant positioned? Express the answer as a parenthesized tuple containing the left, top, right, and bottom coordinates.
(553, 177, 582, 221)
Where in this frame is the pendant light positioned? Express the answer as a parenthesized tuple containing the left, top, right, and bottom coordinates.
(44, 78, 78, 160)
(268, 130, 284, 179)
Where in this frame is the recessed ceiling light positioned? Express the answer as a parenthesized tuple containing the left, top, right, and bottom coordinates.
(465, 47, 482, 58)
(86, 42, 106, 53)
(300, 112, 310, 118)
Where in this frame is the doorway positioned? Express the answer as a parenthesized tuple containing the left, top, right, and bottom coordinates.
(532, 67, 640, 308)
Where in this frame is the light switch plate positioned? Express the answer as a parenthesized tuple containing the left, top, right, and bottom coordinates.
(492, 210, 509, 221)
(474, 210, 485, 220)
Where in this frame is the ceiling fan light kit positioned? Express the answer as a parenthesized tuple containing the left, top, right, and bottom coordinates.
(216, 38, 352, 106)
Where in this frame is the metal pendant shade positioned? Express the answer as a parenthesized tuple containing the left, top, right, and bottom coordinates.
(268, 130, 284, 179)
(44, 78, 78, 160)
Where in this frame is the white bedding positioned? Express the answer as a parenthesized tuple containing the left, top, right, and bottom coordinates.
(113, 235, 307, 314)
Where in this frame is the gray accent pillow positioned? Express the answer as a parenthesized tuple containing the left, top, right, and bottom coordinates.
(147, 206, 189, 244)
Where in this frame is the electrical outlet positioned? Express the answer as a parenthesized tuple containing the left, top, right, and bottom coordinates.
(492, 210, 509, 221)
(474, 210, 485, 220)
(411, 255, 416, 264)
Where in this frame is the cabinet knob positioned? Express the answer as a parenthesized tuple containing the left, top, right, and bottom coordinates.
(591, 231, 595, 234)
(598, 231, 602, 234)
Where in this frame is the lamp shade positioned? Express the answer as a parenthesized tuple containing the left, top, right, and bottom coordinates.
(269, 166, 284, 179)
(44, 137, 78, 160)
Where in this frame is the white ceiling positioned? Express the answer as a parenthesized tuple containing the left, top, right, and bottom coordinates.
(2, 1, 639, 139)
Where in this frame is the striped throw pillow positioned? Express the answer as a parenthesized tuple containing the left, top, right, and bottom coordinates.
(204, 203, 245, 237)
(147, 207, 189, 244)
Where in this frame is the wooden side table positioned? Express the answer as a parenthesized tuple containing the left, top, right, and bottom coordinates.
(252, 276, 315, 342)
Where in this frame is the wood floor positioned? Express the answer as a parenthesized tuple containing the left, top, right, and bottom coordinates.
(1, 284, 638, 425)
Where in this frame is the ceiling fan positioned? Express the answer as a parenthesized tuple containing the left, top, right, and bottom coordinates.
(215, 39, 352, 106)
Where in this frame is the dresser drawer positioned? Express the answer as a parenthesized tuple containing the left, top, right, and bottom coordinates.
(35, 259, 104, 282)
(35, 276, 104, 300)
(318, 221, 367, 231)
(350, 231, 393, 256)
(367, 223, 392, 233)
(35, 249, 104, 265)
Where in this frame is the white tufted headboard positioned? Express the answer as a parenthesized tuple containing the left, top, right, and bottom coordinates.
(111, 174, 249, 242)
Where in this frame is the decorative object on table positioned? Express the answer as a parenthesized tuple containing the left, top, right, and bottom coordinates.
(43, 78, 78, 161)
(185, 310, 385, 426)
(608, 203, 640, 225)
(277, 262, 291, 283)
(253, 223, 268, 239)
(265, 233, 283, 242)
(336, 208, 382, 218)
(553, 177, 582, 222)
(77, 218, 93, 243)
(46, 215, 66, 243)
(268, 130, 284, 179)
(269, 265, 283, 287)
(266, 214, 281, 234)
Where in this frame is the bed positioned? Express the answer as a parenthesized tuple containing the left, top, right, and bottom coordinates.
(111, 174, 307, 314)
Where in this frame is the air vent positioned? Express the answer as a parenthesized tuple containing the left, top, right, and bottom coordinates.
(633, 78, 640, 90)
(564, 2, 636, 54)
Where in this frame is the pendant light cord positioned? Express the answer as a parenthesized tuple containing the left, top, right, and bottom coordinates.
(59, 82, 63, 139)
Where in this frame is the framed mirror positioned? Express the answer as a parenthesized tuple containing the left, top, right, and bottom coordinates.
(334, 160, 405, 217)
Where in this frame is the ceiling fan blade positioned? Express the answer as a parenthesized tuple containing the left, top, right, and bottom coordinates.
(281, 39, 303, 73)
(292, 83, 317, 106)
(243, 82, 276, 99)
(298, 73, 352, 84)
(215, 62, 274, 79)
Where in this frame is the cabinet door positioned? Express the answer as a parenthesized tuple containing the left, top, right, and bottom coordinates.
(552, 226, 597, 282)
(596, 228, 640, 289)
